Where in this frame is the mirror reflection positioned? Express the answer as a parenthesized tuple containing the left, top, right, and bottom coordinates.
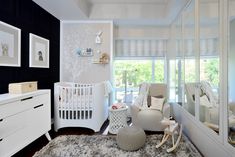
(228, 0, 235, 146)
(199, 0, 220, 133)
(174, 15, 183, 105)
(183, 1, 196, 118)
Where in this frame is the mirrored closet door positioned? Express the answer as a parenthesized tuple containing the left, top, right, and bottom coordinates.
(175, 15, 183, 105)
(228, 0, 235, 146)
(183, 0, 197, 118)
(199, 0, 220, 133)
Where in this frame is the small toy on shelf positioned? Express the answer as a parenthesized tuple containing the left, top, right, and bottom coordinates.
(99, 53, 109, 64)
(93, 52, 109, 64)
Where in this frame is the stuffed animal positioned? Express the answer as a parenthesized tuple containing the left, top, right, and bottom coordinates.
(99, 53, 109, 63)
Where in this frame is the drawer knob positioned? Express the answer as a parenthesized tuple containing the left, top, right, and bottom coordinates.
(0, 139, 2, 142)
(0, 119, 3, 122)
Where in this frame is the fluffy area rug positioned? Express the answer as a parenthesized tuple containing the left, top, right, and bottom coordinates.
(33, 134, 202, 157)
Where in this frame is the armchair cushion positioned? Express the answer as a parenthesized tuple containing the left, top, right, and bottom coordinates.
(150, 97, 165, 111)
(147, 95, 164, 107)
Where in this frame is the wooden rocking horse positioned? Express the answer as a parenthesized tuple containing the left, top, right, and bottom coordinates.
(156, 117, 183, 153)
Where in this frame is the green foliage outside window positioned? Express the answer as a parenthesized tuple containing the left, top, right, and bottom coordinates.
(155, 60, 164, 83)
(114, 60, 165, 89)
(203, 58, 219, 87)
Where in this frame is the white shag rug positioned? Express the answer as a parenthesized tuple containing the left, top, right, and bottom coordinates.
(33, 134, 202, 157)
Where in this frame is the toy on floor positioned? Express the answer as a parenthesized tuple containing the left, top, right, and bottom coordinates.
(156, 117, 183, 153)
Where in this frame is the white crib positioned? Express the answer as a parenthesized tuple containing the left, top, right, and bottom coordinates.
(54, 82, 109, 132)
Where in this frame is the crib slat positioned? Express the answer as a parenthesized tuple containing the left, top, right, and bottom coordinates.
(75, 85, 78, 119)
(83, 85, 85, 119)
(66, 88, 68, 119)
(72, 86, 74, 119)
(69, 87, 71, 119)
(79, 84, 82, 119)
(90, 86, 92, 119)
(85, 85, 89, 119)
(86, 86, 91, 119)
(59, 87, 62, 119)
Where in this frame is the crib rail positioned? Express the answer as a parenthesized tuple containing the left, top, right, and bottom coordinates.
(56, 83, 93, 120)
(54, 81, 109, 132)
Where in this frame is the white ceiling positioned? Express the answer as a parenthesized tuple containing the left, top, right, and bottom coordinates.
(32, 0, 188, 26)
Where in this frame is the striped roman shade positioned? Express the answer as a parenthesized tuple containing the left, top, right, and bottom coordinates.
(115, 39, 167, 58)
(176, 38, 218, 57)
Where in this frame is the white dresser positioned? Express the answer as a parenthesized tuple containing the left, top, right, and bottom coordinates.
(0, 90, 51, 157)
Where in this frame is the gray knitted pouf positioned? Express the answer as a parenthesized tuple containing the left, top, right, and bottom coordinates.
(116, 126, 146, 151)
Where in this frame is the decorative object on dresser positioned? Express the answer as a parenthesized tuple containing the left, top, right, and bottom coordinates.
(54, 82, 110, 132)
(29, 33, 49, 68)
(0, 20, 21, 67)
(8, 81, 38, 94)
(0, 90, 51, 157)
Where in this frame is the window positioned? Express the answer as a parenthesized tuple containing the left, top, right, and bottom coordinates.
(200, 57, 219, 90)
(114, 59, 165, 102)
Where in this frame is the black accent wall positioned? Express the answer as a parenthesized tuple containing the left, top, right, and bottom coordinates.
(0, 0, 60, 115)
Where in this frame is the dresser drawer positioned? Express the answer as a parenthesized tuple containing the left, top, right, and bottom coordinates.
(31, 102, 51, 135)
(0, 107, 31, 139)
(0, 126, 32, 157)
(0, 90, 51, 157)
(0, 93, 48, 119)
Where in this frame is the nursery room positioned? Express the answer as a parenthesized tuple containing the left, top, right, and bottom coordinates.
(1, 0, 235, 156)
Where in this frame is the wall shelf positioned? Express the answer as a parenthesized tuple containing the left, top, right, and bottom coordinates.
(92, 60, 109, 64)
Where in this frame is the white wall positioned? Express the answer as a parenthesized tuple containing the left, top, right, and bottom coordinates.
(60, 21, 113, 83)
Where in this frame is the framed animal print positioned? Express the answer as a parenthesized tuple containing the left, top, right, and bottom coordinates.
(29, 33, 49, 68)
(0, 21, 21, 67)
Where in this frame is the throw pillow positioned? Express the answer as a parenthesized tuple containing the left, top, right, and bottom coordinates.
(150, 96, 165, 111)
(147, 95, 164, 107)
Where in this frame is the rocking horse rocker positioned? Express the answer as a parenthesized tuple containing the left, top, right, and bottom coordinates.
(156, 117, 183, 153)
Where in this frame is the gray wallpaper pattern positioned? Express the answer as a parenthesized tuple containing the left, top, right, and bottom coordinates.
(61, 22, 112, 83)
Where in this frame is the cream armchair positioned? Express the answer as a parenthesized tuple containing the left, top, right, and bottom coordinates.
(130, 83, 170, 131)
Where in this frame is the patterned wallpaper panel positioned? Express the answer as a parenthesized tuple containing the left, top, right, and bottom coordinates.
(61, 22, 112, 83)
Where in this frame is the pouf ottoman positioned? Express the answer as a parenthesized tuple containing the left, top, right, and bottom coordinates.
(116, 126, 146, 151)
